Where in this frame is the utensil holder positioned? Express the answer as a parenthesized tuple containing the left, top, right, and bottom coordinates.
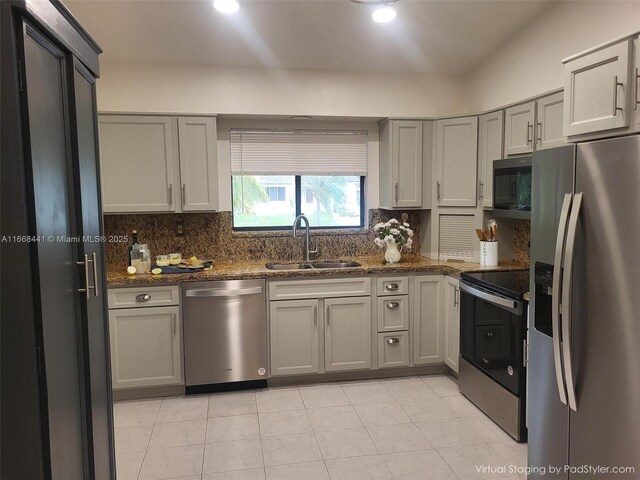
(480, 241, 498, 267)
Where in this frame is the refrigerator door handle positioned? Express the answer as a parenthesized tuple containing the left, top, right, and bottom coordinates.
(552, 193, 572, 406)
(562, 192, 583, 412)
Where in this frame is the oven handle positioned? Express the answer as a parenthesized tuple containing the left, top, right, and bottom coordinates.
(459, 281, 522, 314)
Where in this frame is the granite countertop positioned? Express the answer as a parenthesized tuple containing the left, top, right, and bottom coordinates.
(106, 255, 529, 287)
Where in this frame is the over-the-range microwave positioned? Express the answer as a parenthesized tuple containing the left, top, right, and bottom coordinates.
(492, 156, 532, 219)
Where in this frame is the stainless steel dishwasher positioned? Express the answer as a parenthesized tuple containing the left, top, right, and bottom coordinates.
(183, 279, 267, 393)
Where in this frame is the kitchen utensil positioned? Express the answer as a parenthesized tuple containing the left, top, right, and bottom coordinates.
(475, 229, 484, 241)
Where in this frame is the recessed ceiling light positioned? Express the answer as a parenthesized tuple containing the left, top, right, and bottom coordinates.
(213, 0, 239, 14)
(372, 6, 396, 23)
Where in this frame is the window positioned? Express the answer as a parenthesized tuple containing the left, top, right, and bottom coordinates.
(231, 129, 367, 230)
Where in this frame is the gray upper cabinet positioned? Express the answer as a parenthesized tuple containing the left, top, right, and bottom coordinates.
(379, 120, 424, 209)
(178, 117, 219, 211)
(563, 39, 631, 137)
(477, 111, 503, 209)
(634, 37, 640, 128)
(535, 92, 564, 150)
(435, 116, 478, 207)
(100, 115, 177, 213)
(324, 296, 372, 372)
(99, 114, 218, 213)
(504, 102, 535, 156)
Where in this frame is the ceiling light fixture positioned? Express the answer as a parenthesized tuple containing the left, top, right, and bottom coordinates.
(350, 0, 398, 23)
(213, 0, 239, 14)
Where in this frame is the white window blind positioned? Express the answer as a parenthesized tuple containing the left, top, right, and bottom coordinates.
(438, 214, 477, 261)
(230, 129, 368, 176)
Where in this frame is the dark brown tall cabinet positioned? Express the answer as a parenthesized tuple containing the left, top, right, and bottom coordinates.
(1, 1, 114, 479)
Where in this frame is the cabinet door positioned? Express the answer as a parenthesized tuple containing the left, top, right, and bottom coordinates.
(109, 306, 183, 389)
(633, 37, 640, 128)
(444, 277, 460, 373)
(99, 115, 177, 213)
(325, 297, 372, 372)
(536, 92, 564, 150)
(504, 102, 535, 155)
(435, 117, 478, 207)
(270, 300, 319, 376)
(413, 276, 444, 365)
(178, 117, 219, 211)
(391, 120, 423, 208)
(477, 111, 504, 209)
(563, 40, 630, 136)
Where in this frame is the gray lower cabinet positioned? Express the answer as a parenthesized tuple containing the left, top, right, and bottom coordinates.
(108, 305, 183, 389)
(269, 299, 319, 376)
(324, 296, 372, 372)
(413, 275, 444, 365)
(378, 331, 410, 368)
(443, 276, 460, 373)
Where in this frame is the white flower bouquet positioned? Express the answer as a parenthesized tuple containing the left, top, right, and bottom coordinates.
(373, 218, 414, 250)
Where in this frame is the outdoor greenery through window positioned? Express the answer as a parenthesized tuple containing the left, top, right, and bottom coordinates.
(231, 129, 367, 230)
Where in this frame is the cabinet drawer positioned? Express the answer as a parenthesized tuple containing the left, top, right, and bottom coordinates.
(378, 332, 409, 368)
(269, 277, 371, 300)
(376, 277, 408, 296)
(377, 296, 409, 332)
(108, 286, 180, 309)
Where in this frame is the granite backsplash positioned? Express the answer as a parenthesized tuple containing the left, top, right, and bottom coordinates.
(513, 219, 530, 265)
(104, 209, 422, 268)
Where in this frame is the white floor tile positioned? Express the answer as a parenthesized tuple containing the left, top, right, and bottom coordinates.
(265, 461, 329, 480)
(384, 379, 439, 402)
(115, 425, 153, 453)
(157, 395, 209, 423)
(114, 399, 162, 427)
(383, 449, 457, 480)
(203, 468, 266, 480)
(256, 388, 304, 413)
(208, 391, 257, 418)
(421, 375, 460, 397)
(149, 419, 207, 449)
(464, 416, 514, 444)
(342, 382, 395, 405)
(314, 426, 378, 460)
(203, 438, 264, 474)
(299, 385, 350, 408)
(261, 432, 322, 467)
(354, 401, 411, 426)
(416, 418, 485, 448)
(366, 422, 433, 454)
(206, 414, 260, 443)
(442, 395, 484, 418)
(437, 443, 511, 479)
(115, 450, 145, 480)
(139, 444, 205, 480)
(490, 441, 528, 470)
(258, 409, 312, 437)
(398, 397, 458, 423)
(325, 455, 394, 480)
(307, 405, 363, 431)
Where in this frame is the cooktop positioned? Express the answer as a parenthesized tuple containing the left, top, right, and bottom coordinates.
(460, 269, 529, 300)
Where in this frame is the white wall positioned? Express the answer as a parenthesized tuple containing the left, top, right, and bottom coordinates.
(467, 1, 640, 112)
(96, 60, 470, 118)
(216, 117, 380, 212)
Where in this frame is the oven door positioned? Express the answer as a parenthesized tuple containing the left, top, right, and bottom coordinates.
(459, 280, 525, 396)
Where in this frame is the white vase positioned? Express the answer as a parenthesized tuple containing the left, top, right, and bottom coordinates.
(384, 240, 402, 264)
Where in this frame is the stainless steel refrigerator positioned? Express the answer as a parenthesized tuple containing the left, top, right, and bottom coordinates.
(528, 137, 640, 479)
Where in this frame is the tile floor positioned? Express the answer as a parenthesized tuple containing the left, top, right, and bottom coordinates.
(114, 375, 528, 480)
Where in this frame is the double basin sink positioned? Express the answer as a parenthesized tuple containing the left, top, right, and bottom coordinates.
(265, 260, 362, 270)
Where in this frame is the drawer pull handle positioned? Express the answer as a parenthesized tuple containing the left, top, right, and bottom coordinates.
(386, 302, 399, 309)
(385, 283, 399, 291)
(387, 337, 400, 345)
(136, 294, 151, 302)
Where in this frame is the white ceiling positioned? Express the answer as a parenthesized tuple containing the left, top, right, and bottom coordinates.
(65, 0, 552, 74)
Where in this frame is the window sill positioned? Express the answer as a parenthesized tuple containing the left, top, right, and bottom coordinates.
(232, 227, 370, 238)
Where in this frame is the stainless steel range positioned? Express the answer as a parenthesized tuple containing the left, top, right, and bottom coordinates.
(458, 269, 529, 442)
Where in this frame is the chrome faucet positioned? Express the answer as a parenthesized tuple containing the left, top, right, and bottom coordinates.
(292, 214, 318, 262)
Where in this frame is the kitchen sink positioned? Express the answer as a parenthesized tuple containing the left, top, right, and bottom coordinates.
(265, 260, 362, 270)
(265, 263, 313, 270)
(312, 260, 362, 269)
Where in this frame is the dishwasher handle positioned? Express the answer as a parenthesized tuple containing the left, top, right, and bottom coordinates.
(185, 286, 263, 298)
